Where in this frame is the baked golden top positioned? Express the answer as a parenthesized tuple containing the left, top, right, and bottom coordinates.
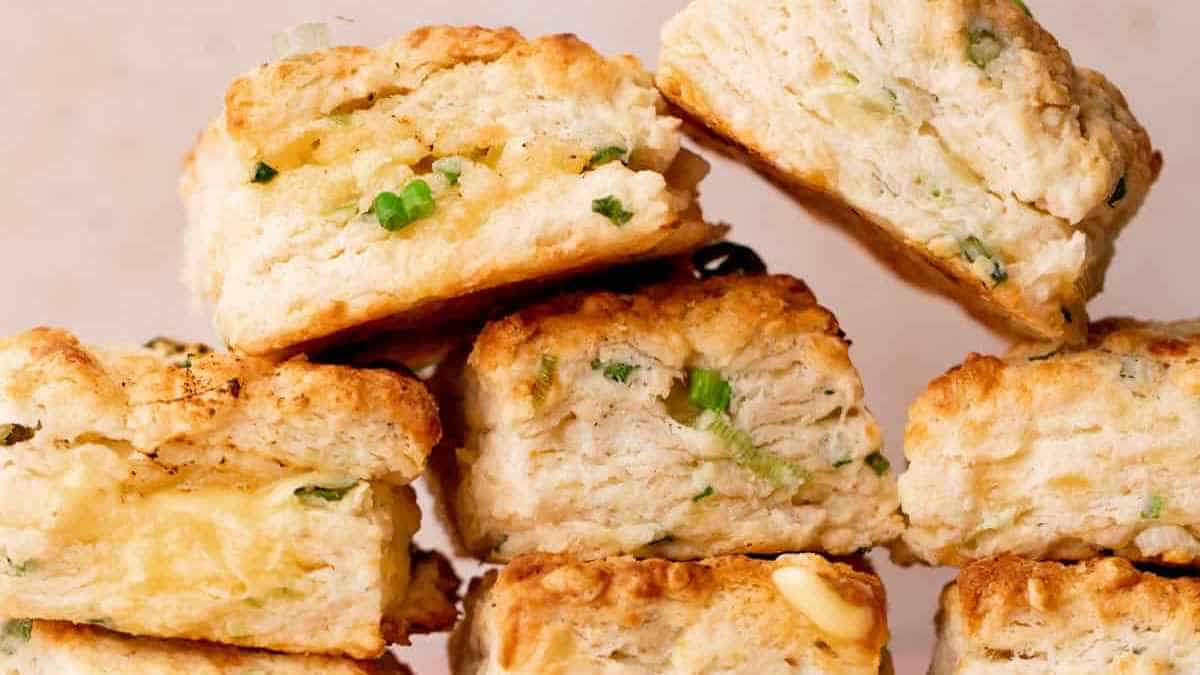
(0, 327, 438, 483)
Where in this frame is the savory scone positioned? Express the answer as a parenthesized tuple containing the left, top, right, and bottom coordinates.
(658, 0, 1158, 341)
(182, 24, 721, 356)
(450, 554, 890, 674)
(0, 328, 457, 658)
(900, 318, 1200, 567)
(0, 619, 410, 675)
(932, 556, 1200, 674)
(436, 272, 903, 562)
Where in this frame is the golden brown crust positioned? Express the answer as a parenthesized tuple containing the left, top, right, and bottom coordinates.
(952, 556, 1200, 644)
(453, 554, 889, 674)
(4, 620, 410, 674)
(0, 327, 439, 483)
(914, 319, 1200, 429)
(469, 273, 843, 377)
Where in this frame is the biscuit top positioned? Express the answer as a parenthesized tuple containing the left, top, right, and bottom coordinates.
(0, 328, 439, 483)
(952, 556, 1200, 639)
(491, 554, 888, 659)
(470, 273, 845, 376)
(908, 318, 1200, 441)
(209, 26, 670, 172)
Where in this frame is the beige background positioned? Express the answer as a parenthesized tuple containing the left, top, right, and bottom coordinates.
(1, 1, 1195, 673)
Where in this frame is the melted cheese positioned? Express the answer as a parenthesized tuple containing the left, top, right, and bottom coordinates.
(772, 566, 875, 642)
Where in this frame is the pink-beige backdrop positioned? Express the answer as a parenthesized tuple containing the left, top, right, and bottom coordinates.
(2, 1, 1194, 673)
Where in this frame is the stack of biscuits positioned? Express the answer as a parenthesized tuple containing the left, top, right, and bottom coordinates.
(0, 0, 1182, 672)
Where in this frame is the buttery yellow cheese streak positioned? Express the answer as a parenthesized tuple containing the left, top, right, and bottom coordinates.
(0, 440, 417, 659)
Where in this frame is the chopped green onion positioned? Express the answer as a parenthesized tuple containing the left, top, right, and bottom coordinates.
(1012, 0, 1033, 16)
(961, 236, 1008, 284)
(400, 179, 435, 220)
(294, 482, 358, 503)
(708, 415, 809, 488)
(692, 486, 715, 502)
(372, 180, 436, 231)
(865, 452, 891, 476)
(1142, 494, 1164, 520)
(532, 354, 558, 407)
(1107, 175, 1127, 207)
(4, 558, 35, 577)
(251, 161, 278, 184)
(688, 368, 732, 412)
(968, 28, 1003, 69)
(433, 157, 463, 186)
(832, 456, 853, 468)
(839, 71, 860, 86)
(591, 359, 639, 384)
(592, 196, 633, 226)
(2, 619, 31, 643)
(0, 423, 37, 447)
(586, 146, 627, 170)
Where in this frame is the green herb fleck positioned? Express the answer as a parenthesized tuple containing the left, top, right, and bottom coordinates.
(592, 196, 633, 226)
(4, 557, 35, 576)
(688, 368, 732, 412)
(708, 415, 809, 488)
(251, 161, 278, 184)
(532, 354, 558, 407)
(433, 157, 463, 186)
(1012, 0, 1033, 16)
(961, 236, 1008, 284)
(692, 486, 715, 502)
(294, 482, 358, 503)
(968, 28, 1003, 69)
(1107, 175, 1127, 207)
(839, 71, 860, 86)
(372, 180, 436, 232)
(2, 619, 31, 643)
(0, 423, 37, 447)
(884, 87, 899, 112)
(591, 359, 639, 384)
(1142, 494, 1164, 520)
(587, 146, 628, 170)
(85, 618, 111, 627)
(832, 456, 853, 468)
(865, 452, 891, 476)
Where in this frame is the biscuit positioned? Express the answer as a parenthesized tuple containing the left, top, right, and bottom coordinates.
(435, 272, 902, 561)
(182, 25, 721, 356)
(0, 328, 439, 483)
(450, 554, 890, 674)
(932, 556, 1200, 674)
(0, 619, 410, 674)
(658, 0, 1158, 341)
(0, 329, 457, 657)
(900, 319, 1200, 567)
